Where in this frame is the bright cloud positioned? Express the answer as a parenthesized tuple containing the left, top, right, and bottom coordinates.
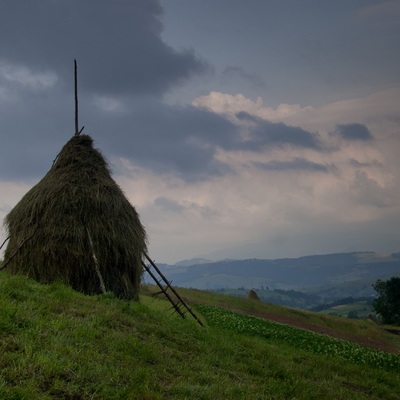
(0, 180, 36, 257)
(192, 91, 313, 122)
(108, 84, 400, 262)
(0, 61, 58, 90)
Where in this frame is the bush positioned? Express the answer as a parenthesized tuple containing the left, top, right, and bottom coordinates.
(372, 277, 400, 325)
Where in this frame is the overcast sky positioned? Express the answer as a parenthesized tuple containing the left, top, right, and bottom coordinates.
(1, 0, 400, 264)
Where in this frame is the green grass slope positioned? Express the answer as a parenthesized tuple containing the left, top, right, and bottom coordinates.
(1, 273, 400, 399)
(317, 300, 373, 319)
(168, 286, 400, 354)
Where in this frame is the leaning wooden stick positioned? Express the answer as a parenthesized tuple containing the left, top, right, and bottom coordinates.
(86, 227, 106, 294)
(0, 236, 10, 251)
(144, 253, 205, 327)
(0, 229, 37, 272)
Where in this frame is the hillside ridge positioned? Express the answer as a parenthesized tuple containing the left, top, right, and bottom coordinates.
(1, 272, 400, 399)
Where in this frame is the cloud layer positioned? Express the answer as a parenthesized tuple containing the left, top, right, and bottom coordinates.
(1, 1, 400, 263)
(0, 0, 209, 96)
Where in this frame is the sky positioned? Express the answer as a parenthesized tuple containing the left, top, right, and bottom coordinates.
(1, 0, 400, 264)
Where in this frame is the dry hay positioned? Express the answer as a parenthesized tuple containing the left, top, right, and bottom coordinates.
(248, 289, 260, 301)
(4, 134, 147, 300)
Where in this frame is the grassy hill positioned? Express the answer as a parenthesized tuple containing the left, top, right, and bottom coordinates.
(312, 299, 373, 319)
(1, 272, 400, 399)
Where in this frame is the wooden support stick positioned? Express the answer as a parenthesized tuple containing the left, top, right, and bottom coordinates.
(0, 229, 38, 272)
(74, 59, 79, 135)
(86, 227, 106, 294)
(142, 261, 186, 319)
(144, 253, 205, 327)
(0, 236, 10, 251)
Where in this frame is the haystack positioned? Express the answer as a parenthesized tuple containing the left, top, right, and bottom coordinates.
(248, 289, 260, 301)
(4, 134, 147, 300)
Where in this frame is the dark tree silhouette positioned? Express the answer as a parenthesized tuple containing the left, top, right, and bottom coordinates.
(372, 277, 400, 325)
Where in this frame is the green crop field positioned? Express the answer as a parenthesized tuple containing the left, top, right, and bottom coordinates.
(1, 273, 399, 399)
(197, 305, 400, 372)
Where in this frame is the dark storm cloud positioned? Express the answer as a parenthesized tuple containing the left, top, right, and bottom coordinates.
(0, 0, 340, 183)
(235, 112, 323, 150)
(252, 158, 332, 173)
(0, 89, 73, 180)
(0, 0, 211, 182)
(0, 0, 208, 96)
(87, 99, 237, 181)
(335, 123, 373, 141)
(94, 102, 328, 181)
(0, 87, 331, 182)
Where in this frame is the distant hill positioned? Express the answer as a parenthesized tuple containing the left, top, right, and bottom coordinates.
(173, 258, 213, 267)
(145, 252, 400, 302)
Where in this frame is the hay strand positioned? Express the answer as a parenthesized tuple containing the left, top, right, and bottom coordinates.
(86, 226, 106, 294)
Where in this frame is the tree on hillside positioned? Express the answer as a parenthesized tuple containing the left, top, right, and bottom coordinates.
(372, 277, 400, 325)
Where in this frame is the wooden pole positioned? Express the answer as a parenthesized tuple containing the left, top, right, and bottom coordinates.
(74, 59, 79, 135)
(0, 229, 38, 272)
(0, 236, 10, 251)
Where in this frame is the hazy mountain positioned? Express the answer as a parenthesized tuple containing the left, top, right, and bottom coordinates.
(174, 258, 213, 267)
(144, 252, 400, 295)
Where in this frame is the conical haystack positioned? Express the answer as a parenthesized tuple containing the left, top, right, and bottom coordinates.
(248, 289, 260, 301)
(4, 134, 147, 300)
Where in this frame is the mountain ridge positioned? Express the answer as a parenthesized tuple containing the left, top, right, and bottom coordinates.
(146, 251, 400, 298)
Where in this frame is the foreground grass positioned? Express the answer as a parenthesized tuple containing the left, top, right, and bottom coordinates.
(1, 274, 399, 399)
